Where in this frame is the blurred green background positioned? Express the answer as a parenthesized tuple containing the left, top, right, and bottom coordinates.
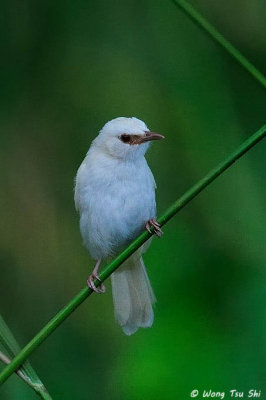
(1, 0, 266, 399)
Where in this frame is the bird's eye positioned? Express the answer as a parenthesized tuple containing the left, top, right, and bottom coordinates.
(120, 134, 131, 143)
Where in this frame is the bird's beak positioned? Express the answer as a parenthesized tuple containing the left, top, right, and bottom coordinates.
(138, 131, 165, 143)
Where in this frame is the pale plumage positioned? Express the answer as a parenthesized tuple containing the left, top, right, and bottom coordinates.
(75, 117, 163, 335)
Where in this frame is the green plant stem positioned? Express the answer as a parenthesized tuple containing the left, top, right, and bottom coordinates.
(0, 125, 265, 386)
(171, 0, 266, 89)
(0, 351, 31, 386)
(0, 351, 52, 399)
(0, 315, 52, 398)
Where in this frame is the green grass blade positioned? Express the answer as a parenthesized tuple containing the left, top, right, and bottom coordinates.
(0, 315, 37, 381)
(0, 125, 265, 386)
(171, 0, 266, 89)
(0, 315, 52, 399)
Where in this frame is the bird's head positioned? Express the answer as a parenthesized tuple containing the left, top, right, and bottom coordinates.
(92, 117, 164, 161)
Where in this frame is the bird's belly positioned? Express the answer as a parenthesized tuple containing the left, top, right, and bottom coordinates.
(80, 179, 155, 259)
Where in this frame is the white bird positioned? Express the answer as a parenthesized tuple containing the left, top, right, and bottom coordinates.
(74, 117, 164, 335)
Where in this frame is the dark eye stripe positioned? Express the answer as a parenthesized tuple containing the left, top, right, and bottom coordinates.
(120, 134, 131, 143)
(120, 134, 143, 145)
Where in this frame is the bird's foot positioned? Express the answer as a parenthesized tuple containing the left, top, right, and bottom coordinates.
(87, 274, 106, 294)
(145, 219, 163, 238)
(87, 259, 106, 293)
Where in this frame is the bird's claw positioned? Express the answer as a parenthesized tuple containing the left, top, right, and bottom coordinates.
(87, 274, 106, 294)
(145, 219, 163, 238)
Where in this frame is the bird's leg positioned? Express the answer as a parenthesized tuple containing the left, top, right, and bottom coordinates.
(145, 218, 163, 238)
(87, 259, 106, 294)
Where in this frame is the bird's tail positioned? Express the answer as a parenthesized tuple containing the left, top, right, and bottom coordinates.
(111, 256, 156, 335)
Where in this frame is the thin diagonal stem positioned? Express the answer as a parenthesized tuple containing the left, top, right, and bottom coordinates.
(0, 351, 31, 386)
(171, 0, 266, 89)
(0, 351, 51, 399)
(0, 125, 265, 385)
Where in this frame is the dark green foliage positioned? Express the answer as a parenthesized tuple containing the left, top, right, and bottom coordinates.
(0, 0, 265, 398)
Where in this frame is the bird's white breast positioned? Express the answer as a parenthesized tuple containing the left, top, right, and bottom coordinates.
(75, 148, 156, 259)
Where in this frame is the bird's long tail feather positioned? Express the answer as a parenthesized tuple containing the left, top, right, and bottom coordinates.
(111, 256, 156, 335)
